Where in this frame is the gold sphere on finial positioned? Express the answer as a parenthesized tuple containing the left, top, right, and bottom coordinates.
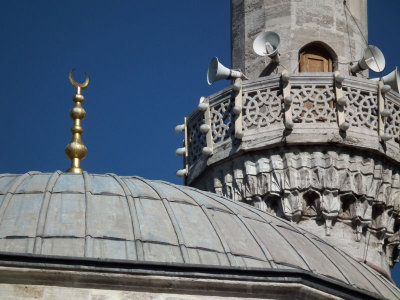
(65, 69, 89, 174)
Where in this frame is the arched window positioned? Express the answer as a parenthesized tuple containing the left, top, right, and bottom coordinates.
(299, 43, 335, 72)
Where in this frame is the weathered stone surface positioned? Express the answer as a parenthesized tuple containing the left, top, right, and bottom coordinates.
(191, 146, 400, 273)
(186, 74, 400, 184)
(0, 267, 360, 300)
(184, 69, 400, 278)
(231, 0, 368, 79)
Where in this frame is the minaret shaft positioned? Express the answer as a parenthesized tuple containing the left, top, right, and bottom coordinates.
(231, 0, 367, 79)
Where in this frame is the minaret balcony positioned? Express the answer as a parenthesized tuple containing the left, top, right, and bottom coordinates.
(184, 72, 400, 271)
(186, 72, 400, 184)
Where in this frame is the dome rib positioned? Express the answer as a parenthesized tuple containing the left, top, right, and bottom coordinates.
(164, 182, 270, 267)
(0, 172, 33, 227)
(294, 230, 352, 285)
(234, 214, 277, 267)
(227, 191, 352, 282)
(82, 172, 91, 257)
(194, 188, 312, 269)
(379, 273, 400, 298)
(119, 176, 157, 260)
(197, 205, 236, 266)
(181, 186, 277, 268)
(109, 174, 143, 260)
(339, 249, 399, 299)
(135, 177, 190, 263)
(203, 190, 348, 279)
(33, 171, 61, 253)
(161, 182, 237, 267)
(269, 222, 314, 270)
(204, 191, 395, 296)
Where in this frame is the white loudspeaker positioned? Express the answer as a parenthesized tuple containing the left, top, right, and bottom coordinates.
(351, 45, 386, 74)
(376, 67, 400, 93)
(384, 67, 400, 93)
(253, 31, 280, 62)
(207, 57, 243, 85)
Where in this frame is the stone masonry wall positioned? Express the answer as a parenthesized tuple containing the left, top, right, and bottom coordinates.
(231, 0, 368, 79)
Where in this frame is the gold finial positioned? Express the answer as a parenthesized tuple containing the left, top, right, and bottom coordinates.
(65, 69, 89, 174)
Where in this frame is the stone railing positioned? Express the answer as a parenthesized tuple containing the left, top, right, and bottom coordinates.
(185, 73, 400, 184)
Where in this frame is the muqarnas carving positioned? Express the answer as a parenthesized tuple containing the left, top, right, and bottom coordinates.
(194, 147, 400, 267)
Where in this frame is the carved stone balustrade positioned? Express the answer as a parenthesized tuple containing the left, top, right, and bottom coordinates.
(184, 73, 400, 273)
(186, 73, 400, 183)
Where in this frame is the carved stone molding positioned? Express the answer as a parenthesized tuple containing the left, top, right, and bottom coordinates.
(191, 146, 400, 270)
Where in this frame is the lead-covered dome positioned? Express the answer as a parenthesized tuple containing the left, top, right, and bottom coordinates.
(0, 171, 398, 299)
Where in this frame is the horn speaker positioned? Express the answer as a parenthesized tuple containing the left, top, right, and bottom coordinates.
(384, 67, 400, 93)
(253, 31, 280, 62)
(373, 67, 400, 93)
(207, 57, 243, 85)
(351, 45, 386, 74)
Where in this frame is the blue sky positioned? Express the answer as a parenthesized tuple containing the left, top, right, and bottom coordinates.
(0, 0, 400, 283)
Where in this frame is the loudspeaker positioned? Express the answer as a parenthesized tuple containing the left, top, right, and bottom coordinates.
(207, 57, 243, 85)
(372, 67, 400, 93)
(351, 45, 386, 74)
(253, 31, 280, 61)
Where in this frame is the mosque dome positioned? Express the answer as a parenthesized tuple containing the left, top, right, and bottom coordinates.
(0, 171, 399, 299)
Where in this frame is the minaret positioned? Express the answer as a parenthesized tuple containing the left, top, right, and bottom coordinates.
(177, 0, 400, 277)
(231, 0, 368, 79)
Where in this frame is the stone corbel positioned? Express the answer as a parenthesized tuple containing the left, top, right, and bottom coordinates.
(376, 229, 393, 254)
(378, 80, 392, 142)
(244, 161, 257, 201)
(256, 158, 270, 196)
(386, 234, 400, 267)
(232, 78, 244, 139)
(320, 190, 339, 236)
(213, 176, 223, 196)
(373, 207, 395, 234)
(376, 183, 391, 205)
(253, 196, 267, 212)
(281, 71, 293, 130)
(353, 217, 371, 242)
(198, 97, 214, 156)
(351, 198, 372, 241)
(224, 173, 234, 199)
(334, 72, 349, 131)
(233, 167, 244, 202)
(283, 190, 302, 222)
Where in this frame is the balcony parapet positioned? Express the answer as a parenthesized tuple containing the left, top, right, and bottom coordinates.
(185, 73, 400, 185)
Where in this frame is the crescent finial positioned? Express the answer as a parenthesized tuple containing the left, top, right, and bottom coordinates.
(69, 68, 89, 90)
